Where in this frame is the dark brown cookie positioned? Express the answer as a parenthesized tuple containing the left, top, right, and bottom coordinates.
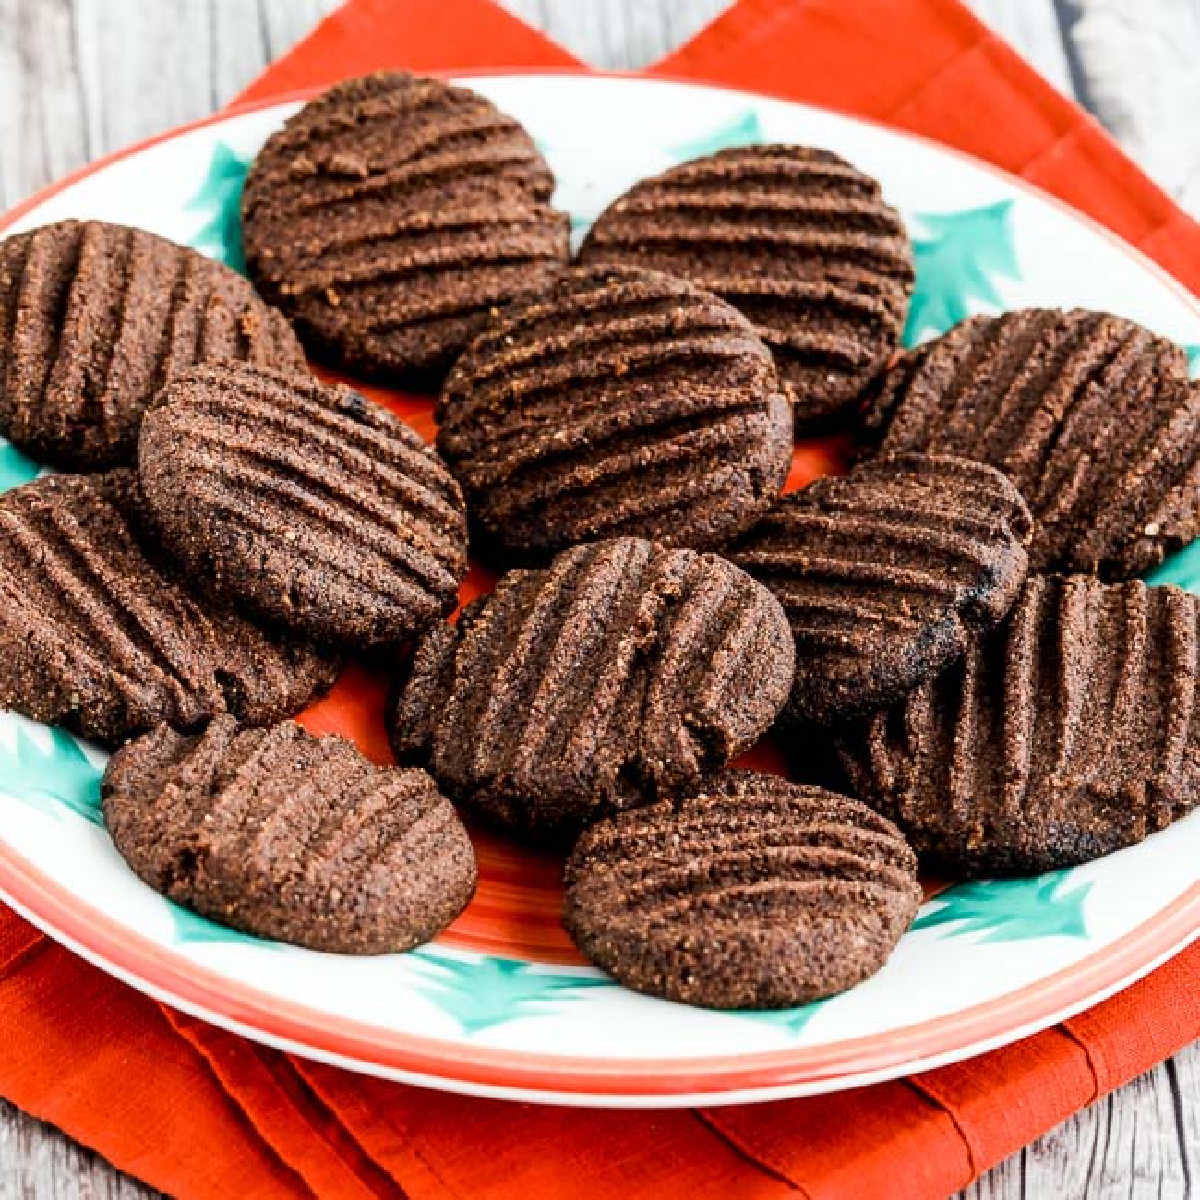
(138, 364, 469, 651)
(862, 308, 1197, 578)
(436, 265, 792, 562)
(102, 716, 476, 952)
(578, 145, 915, 430)
(0, 472, 338, 744)
(563, 771, 921, 1008)
(834, 575, 1200, 876)
(241, 71, 570, 387)
(387, 537, 794, 842)
(727, 454, 1032, 726)
(0, 219, 306, 470)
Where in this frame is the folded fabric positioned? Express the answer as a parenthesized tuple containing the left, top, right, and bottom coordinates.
(0, 1, 1196, 1198)
(2, 904, 1196, 1198)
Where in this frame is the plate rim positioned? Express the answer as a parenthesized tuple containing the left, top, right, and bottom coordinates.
(2, 70, 1198, 1106)
(1, 838, 1196, 1102)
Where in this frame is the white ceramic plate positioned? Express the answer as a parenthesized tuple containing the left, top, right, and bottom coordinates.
(0, 72, 1197, 1108)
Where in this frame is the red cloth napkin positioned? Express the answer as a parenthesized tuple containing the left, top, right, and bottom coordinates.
(2, 2, 1198, 1197)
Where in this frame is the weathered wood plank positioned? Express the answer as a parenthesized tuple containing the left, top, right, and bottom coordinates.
(1057, 0, 1200, 216)
(983, 1061, 1194, 1200)
(498, 0, 732, 69)
(0, 1097, 163, 1199)
(0, 0, 341, 210)
(0, 0, 92, 211)
(1167, 1047, 1200, 1189)
(256, 0, 341, 64)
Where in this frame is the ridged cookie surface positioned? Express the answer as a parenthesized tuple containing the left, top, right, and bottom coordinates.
(138, 364, 469, 650)
(727, 454, 1032, 726)
(387, 537, 794, 841)
(241, 71, 570, 386)
(835, 575, 1200, 875)
(0, 219, 306, 469)
(0, 472, 338, 744)
(579, 145, 914, 430)
(437, 266, 792, 561)
(863, 307, 1196, 577)
(103, 717, 476, 953)
(564, 771, 921, 1008)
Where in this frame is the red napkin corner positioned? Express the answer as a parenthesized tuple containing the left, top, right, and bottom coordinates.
(0, 1, 1197, 1197)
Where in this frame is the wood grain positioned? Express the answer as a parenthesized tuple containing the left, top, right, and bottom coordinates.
(499, 0, 730, 67)
(1064, 0, 1200, 216)
(0, 1, 1196, 1197)
(0, 1097, 163, 1199)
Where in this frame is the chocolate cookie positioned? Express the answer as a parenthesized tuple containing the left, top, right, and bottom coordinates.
(138, 364, 469, 651)
(835, 575, 1200, 876)
(862, 308, 1197, 577)
(0, 219, 306, 470)
(727, 454, 1032, 726)
(578, 145, 915, 430)
(103, 717, 476, 952)
(0, 472, 338, 744)
(387, 537, 794, 842)
(241, 71, 570, 386)
(563, 771, 921, 1008)
(436, 266, 792, 561)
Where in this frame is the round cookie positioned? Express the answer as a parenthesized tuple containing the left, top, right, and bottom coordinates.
(578, 144, 915, 430)
(563, 771, 921, 1008)
(387, 536, 795, 842)
(727, 454, 1032, 727)
(103, 717, 476, 953)
(0, 471, 338, 745)
(862, 307, 1196, 578)
(138, 364, 469, 651)
(436, 265, 792, 562)
(0, 219, 306, 470)
(241, 71, 570, 387)
(834, 575, 1200, 876)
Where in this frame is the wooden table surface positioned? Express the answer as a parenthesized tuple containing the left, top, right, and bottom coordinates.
(0, 1, 1197, 1196)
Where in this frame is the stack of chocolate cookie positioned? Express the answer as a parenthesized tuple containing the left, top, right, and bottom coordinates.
(2, 70, 1197, 1014)
(0, 141, 490, 953)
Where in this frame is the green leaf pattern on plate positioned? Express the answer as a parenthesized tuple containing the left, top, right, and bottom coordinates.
(406, 948, 611, 1035)
(0, 722, 103, 826)
(913, 870, 1092, 942)
(668, 108, 765, 161)
(904, 200, 1020, 345)
(185, 142, 251, 273)
(739, 997, 828, 1037)
(0, 442, 41, 493)
(169, 903, 279, 947)
(1146, 540, 1200, 592)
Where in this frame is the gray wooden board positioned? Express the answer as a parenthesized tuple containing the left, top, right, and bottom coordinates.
(0, 1, 1196, 1196)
